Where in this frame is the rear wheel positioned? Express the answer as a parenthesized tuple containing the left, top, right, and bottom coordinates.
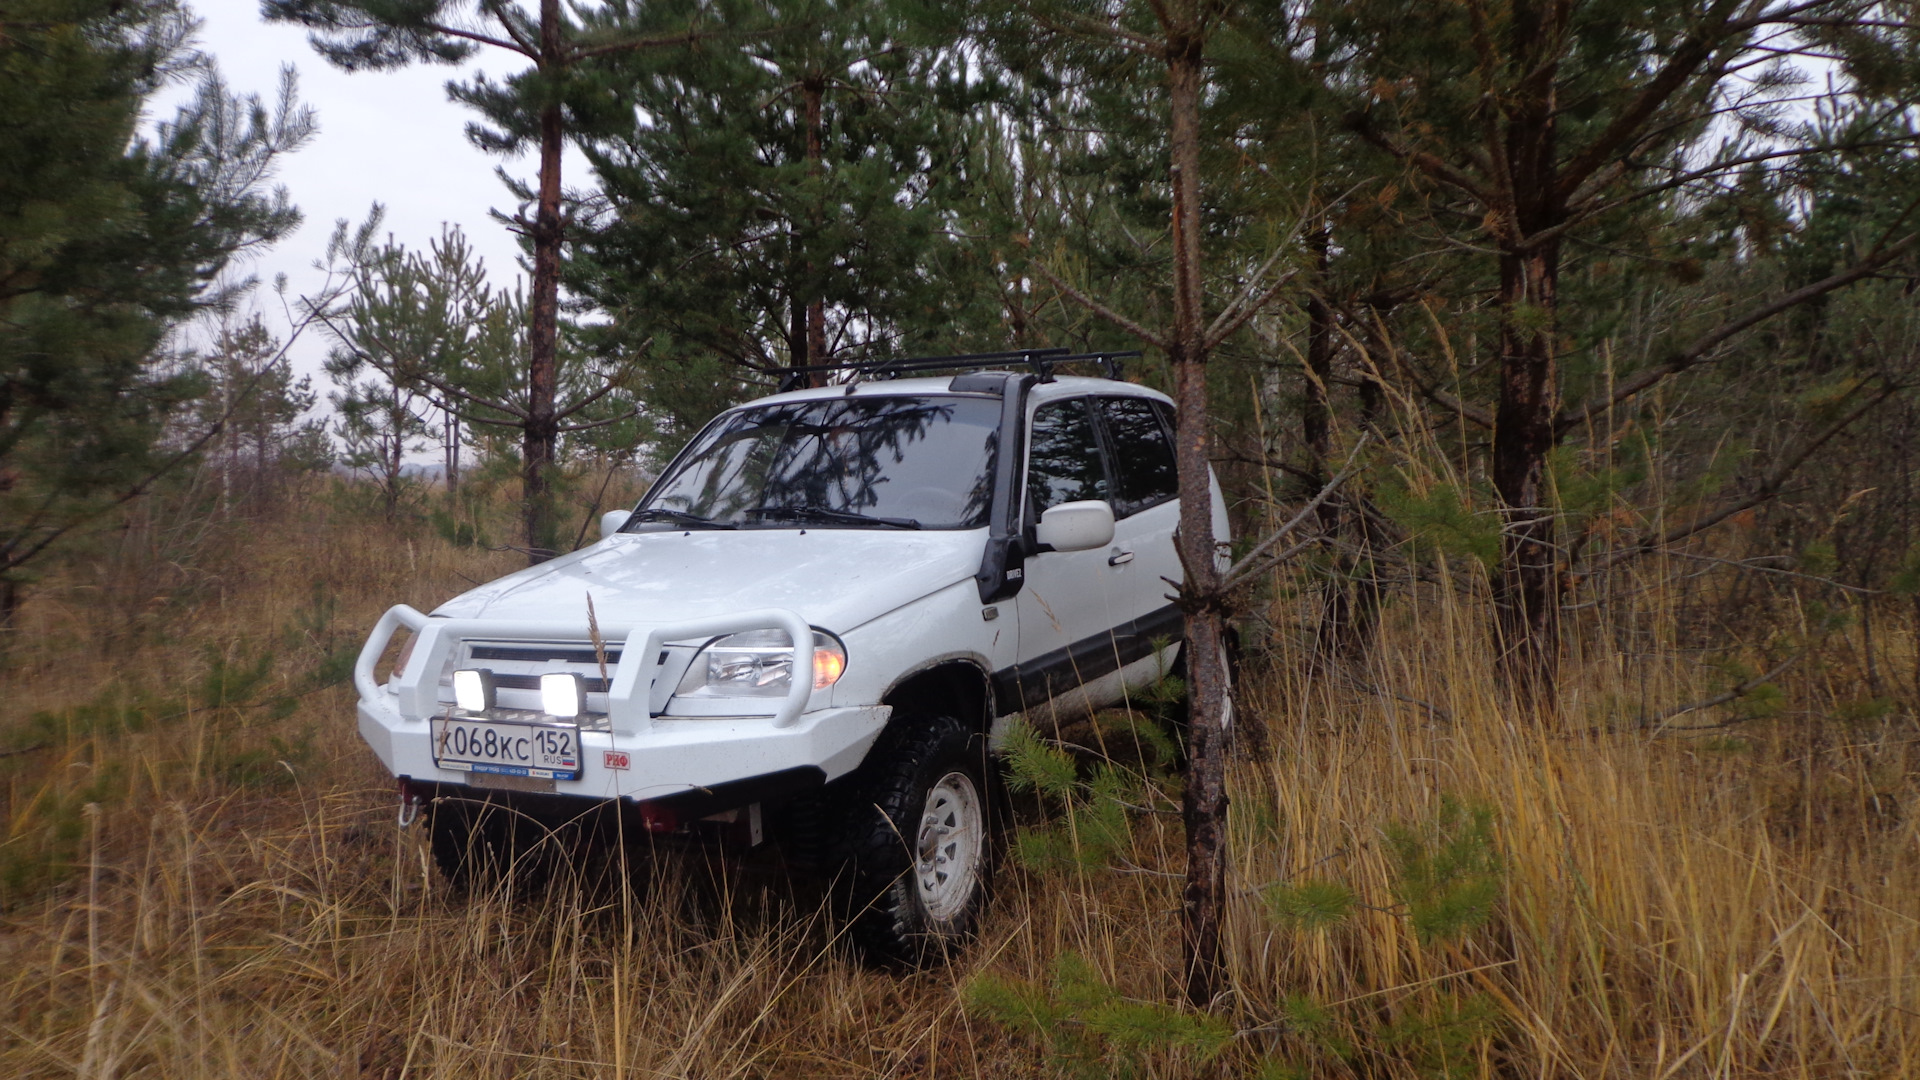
(831, 714, 995, 966)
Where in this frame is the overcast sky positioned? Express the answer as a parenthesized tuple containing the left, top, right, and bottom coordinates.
(166, 0, 582, 391)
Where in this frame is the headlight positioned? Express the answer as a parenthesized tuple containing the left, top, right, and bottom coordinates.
(676, 629, 847, 699)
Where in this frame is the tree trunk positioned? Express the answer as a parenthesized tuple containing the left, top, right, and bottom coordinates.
(1303, 228, 1361, 658)
(444, 411, 460, 494)
(789, 294, 810, 376)
(1490, 29, 1563, 695)
(522, 0, 565, 562)
(793, 78, 827, 390)
(1303, 229, 1333, 470)
(1166, 36, 1229, 1010)
(381, 384, 403, 519)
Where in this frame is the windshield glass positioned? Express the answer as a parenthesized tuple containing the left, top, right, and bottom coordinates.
(637, 395, 1001, 529)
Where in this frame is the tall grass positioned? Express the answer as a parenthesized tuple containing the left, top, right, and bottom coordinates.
(1, 482, 1915, 1077)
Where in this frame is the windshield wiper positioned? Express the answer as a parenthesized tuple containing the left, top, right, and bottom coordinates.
(748, 506, 922, 530)
(631, 508, 737, 529)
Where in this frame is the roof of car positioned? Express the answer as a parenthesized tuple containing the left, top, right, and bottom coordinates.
(739, 374, 1172, 410)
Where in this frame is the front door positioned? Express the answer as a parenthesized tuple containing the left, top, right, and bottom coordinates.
(1010, 396, 1122, 713)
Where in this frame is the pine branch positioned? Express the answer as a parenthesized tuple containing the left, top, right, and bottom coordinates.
(1020, 5, 1162, 55)
(567, 24, 749, 61)
(1640, 649, 1808, 731)
(1029, 261, 1170, 350)
(421, 20, 531, 58)
(3, 284, 342, 575)
(1551, 0, 1751, 203)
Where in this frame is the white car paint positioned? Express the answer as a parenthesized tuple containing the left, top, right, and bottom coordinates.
(353, 372, 1227, 809)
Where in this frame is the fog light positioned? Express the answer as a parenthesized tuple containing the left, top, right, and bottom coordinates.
(452, 668, 496, 712)
(540, 672, 584, 718)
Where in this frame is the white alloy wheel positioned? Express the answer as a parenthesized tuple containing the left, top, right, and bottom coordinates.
(914, 770, 983, 922)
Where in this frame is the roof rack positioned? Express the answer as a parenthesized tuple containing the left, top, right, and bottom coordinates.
(775, 347, 1142, 393)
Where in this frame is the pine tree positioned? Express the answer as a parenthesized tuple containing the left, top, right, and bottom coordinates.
(318, 219, 637, 549)
(190, 315, 330, 513)
(326, 367, 430, 519)
(963, 0, 1307, 1007)
(264, 0, 717, 561)
(570, 0, 1000, 441)
(1301, 0, 1920, 692)
(1, 0, 312, 622)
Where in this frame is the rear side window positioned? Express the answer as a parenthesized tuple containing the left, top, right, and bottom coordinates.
(1026, 398, 1110, 522)
(1098, 396, 1178, 515)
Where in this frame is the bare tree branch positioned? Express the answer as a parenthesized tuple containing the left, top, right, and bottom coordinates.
(1219, 434, 1372, 593)
(1593, 377, 1900, 569)
(1343, 113, 1502, 217)
(558, 409, 642, 434)
(1547, 140, 1920, 249)
(1555, 235, 1920, 433)
(1205, 269, 1298, 351)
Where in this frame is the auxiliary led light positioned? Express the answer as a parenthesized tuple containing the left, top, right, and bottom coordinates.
(540, 672, 585, 718)
(452, 668, 496, 712)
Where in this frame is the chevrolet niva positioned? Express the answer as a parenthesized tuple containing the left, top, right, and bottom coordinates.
(354, 354, 1227, 964)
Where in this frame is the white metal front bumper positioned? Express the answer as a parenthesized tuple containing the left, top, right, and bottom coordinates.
(353, 604, 889, 802)
(357, 691, 888, 802)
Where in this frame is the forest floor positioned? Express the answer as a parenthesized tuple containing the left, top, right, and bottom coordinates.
(1, 495, 1916, 1078)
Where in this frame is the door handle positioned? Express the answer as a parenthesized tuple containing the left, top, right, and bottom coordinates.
(1108, 549, 1135, 566)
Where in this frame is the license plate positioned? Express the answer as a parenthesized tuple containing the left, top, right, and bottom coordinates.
(432, 716, 581, 780)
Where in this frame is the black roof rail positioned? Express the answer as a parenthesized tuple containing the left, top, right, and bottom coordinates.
(775, 347, 1142, 393)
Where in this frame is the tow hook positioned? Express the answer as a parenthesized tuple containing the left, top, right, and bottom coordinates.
(396, 777, 425, 828)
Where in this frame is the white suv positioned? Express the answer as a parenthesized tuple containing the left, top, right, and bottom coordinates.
(354, 356, 1228, 963)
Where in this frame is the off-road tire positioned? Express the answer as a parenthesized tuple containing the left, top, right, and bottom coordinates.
(427, 794, 555, 896)
(830, 714, 996, 967)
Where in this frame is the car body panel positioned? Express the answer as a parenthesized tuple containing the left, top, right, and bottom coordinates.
(434, 527, 987, 636)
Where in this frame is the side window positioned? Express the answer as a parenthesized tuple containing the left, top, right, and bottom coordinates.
(1098, 396, 1178, 515)
(1025, 398, 1110, 524)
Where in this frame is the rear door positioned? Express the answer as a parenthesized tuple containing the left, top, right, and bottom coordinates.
(1093, 395, 1185, 682)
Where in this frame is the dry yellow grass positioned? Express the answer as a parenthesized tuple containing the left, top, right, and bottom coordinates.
(1, 490, 1915, 1077)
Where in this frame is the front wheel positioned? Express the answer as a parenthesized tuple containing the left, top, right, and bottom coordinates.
(427, 794, 554, 896)
(831, 714, 995, 966)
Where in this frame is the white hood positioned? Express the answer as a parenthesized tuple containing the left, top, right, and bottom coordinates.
(431, 527, 987, 633)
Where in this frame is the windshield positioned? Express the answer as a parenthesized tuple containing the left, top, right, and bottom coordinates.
(636, 395, 1001, 529)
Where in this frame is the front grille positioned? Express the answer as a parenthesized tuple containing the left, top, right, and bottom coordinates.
(469, 643, 623, 665)
(491, 673, 613, 693)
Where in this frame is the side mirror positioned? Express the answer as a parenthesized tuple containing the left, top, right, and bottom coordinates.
(600, 509, 633, 538)
(1035, 500, 1115, 553)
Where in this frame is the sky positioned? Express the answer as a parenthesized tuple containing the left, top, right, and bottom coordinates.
(163, 0, 580, 390)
